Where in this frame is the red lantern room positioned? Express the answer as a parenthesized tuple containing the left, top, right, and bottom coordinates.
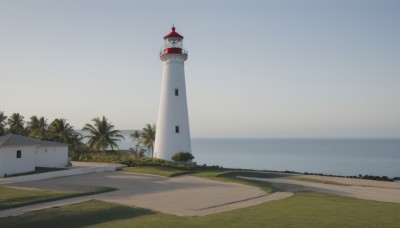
(160, 25, 188, 58)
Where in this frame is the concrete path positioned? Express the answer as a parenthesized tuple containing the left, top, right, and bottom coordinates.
(0, 172, 293, 218)
(2, 165, 398, 219)
(239, 176, 400, 203)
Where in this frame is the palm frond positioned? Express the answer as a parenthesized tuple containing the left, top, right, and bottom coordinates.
(82, 116, 123, 152)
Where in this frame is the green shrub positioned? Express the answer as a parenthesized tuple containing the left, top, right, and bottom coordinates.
(172, 152, 194, 162)
(75, 153, 194, 170)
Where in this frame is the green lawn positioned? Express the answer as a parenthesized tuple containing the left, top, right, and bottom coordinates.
(1, 166, 399, 227)
(192, 171, 287, 193)
(0, 186, 116, 211)
(5, 167, 66, 178)
(287, 177, 351, 186)
(1, 192, 399, 227)
(122, 166, 197, 177)
(122, 166, 287, 193)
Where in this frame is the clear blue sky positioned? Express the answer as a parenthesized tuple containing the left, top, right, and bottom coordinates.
(1, 0, 399, 138)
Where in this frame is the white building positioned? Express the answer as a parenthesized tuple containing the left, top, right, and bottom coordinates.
(0, 134, 69, 177)
(154, 26, 192, 161)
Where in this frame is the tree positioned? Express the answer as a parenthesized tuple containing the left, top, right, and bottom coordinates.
(27, 116, 48, 139)
(130, 130, 141, 144)
(129, 145, 146, 159)
(172, 152, 194, 162)
(68, 131, 85, 158)
(0, 111, 7, 136)
(7, 113, 26, 135)
(47, 118, 78, 144)
(130, 124, 156, 157)
(140, 124, 156, 157)
(82, 116, 124, 152)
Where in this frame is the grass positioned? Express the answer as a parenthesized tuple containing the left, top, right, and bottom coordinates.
(288, 177, 351, 186)
(0, 186, 116, 211)
(1, 166, 399, 227)
(122, 166, 197, 177)
(122, 166, 287, 193)
(5, 167, 66, 178)
(288, 177, 400, 189)
(1, 192, 400, 227)
(192, 171, 287, 193)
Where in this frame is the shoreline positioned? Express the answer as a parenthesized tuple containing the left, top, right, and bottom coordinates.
(265, 169, 400, 182)
(111, 137, 400, 180)
(191, 161, 400, 182)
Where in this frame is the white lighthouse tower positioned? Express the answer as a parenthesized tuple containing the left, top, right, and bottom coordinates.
(154, 26, 192, 161)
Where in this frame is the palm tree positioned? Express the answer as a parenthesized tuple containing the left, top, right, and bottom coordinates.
(82, 116, 125, 152)
(27, 116, 48, 139)
(130, 124, 156, 157)
(141, 124, 156, 157)
(7, 113, 26, 135)
(47, 118, 78, 144)
(129, 130, 141, 143)
(0, 111, 7, 136)
(37, 117, 48, 138)
(68, 131, 85, 157)
(129, 145, 146, 159)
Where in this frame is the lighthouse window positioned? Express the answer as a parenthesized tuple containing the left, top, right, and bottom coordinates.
(175, 126, 180, 133)
(16, 150, 22, 158)
(175, 89, 179, 96)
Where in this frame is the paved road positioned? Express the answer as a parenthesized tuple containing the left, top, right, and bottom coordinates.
(0, 172, 292, 217)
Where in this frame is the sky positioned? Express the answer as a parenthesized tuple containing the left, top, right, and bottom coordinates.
(1, 0, 399, 138)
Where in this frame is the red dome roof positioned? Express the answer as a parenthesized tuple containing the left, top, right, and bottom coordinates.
(163, 25, 184, 39)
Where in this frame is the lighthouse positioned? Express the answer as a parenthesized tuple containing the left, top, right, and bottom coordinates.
(154, 26, 192, 161)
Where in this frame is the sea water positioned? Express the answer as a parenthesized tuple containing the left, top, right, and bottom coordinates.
(111, 131, 400, 178)
(191, 138, 400, 178)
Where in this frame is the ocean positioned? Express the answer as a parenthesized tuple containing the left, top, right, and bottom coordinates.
(108, 131, 400, 178)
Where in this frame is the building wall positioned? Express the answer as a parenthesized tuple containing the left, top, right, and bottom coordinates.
(154, 56, 192, 161)
(35, 146, 68, 168)
(0, 146, 36, 177)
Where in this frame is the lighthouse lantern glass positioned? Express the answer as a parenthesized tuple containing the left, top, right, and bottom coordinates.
(165, 38, 183, 49)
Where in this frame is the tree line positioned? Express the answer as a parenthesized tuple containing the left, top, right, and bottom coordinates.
(0, 111, 156, 158)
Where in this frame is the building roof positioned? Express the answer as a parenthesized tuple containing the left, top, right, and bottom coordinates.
(0, 134, 68, 147)
(163, 25, 184, 39)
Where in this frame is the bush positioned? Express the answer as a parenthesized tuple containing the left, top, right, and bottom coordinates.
(74, 153, 195, 170)
(172, 152, 194, 162)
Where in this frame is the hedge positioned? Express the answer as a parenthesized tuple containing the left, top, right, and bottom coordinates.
(75, 153, 195, 170)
